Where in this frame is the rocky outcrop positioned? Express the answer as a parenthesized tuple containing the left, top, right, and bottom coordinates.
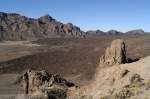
(20, 69, 75, 99)
(83, 56, 150, 99)
(99, 39, 128, 66)
(0, 12, 85, 40)
(81, 39, 150, 99)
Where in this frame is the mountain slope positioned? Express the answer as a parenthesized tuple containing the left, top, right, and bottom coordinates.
(83, 56, 150, 99)
(0, 12, 85, 40)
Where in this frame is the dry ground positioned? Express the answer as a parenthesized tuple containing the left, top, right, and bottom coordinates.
(0, 35, 149, 89)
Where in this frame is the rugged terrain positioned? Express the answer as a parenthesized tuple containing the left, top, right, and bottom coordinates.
(0, 12, 150, 99)
(0, 12, 85, 40)
(0, 12, 149, 41)
(0, 35, 149, 98)
(0, 35, 150, 80)
(80, 39, 150, 99)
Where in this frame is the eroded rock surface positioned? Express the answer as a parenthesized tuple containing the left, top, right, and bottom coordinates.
(0, 12, 85, 40)
(20, 69, 75, 99)
(99, 39, 128, 66)
(83, 55, 150, 99)
(79, 39, 150, 99)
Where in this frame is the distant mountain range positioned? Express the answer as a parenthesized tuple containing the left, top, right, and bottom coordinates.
(86, 29, 149, 37)
(0, 12, 149, 40)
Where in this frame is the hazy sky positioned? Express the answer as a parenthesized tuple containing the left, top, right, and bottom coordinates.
(0, 0, 150, 32)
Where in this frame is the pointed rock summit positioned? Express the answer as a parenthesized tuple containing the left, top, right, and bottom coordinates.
(38, 14, 54, 23)
(99, 39, 128, 66)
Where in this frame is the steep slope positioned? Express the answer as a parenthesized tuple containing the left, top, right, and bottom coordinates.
(82, 56, 150, 99)
(0, 12, 85, 40)
(81, 39, 150, 99)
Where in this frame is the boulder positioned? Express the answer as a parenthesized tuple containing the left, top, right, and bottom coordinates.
(99, 39, 128, 66)
(21, 69, 75, 98)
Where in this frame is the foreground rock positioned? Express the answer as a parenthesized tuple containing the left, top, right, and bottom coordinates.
(19, 69, 76, 99)
(80, 39, 150, 99)
(99, 39, 128, 66)
(82, 55, 150, 99)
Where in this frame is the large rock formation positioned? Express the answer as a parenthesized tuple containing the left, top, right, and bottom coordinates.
(80, 39, 150, 99)
(99, 39, 128, 66)
(20, 69, 75, 99)
(83, 54, 150, 99)
(0, 12, 85, 40)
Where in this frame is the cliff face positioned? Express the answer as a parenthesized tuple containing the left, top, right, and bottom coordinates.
(0, 12, 85, 40)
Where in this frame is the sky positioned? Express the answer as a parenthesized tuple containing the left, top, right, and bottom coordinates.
(0, 0, 150, 32)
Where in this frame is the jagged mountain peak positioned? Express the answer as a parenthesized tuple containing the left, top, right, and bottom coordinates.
(38, 14, 54, 22)
(0, 12, 85, 40)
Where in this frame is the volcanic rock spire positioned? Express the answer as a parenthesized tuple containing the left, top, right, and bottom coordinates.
(99, 39, 128, 66)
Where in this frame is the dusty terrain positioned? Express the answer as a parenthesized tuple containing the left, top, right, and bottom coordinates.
(0, 34, 149, 98)
(80, 39, 150, 99)
(83, 56, 150, 99)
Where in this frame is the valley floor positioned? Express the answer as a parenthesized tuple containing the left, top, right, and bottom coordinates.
(0, 35, 149, 98)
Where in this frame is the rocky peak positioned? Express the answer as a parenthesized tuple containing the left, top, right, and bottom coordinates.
(38, 14, 54, 23)
(66, 23, 73, 26)
(107, 30, 122, 35)
(0, 12, 85, 40)
(99, 39, 128, 66)
(65, 23, 80, 30)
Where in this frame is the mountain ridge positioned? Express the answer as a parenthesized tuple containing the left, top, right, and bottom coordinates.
(0, 12, 149, 40)
(0, 12, 85, 40)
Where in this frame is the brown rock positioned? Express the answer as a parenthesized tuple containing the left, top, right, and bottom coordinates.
(99, 39, 127, 66)
(0, 12, 85, 40)
(21, 69, 75, 98)
(22, 69, 52, 94)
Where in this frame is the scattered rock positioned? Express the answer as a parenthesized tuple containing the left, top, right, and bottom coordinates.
(130, 74, 144, 87)
(121, 69, 129, 78)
